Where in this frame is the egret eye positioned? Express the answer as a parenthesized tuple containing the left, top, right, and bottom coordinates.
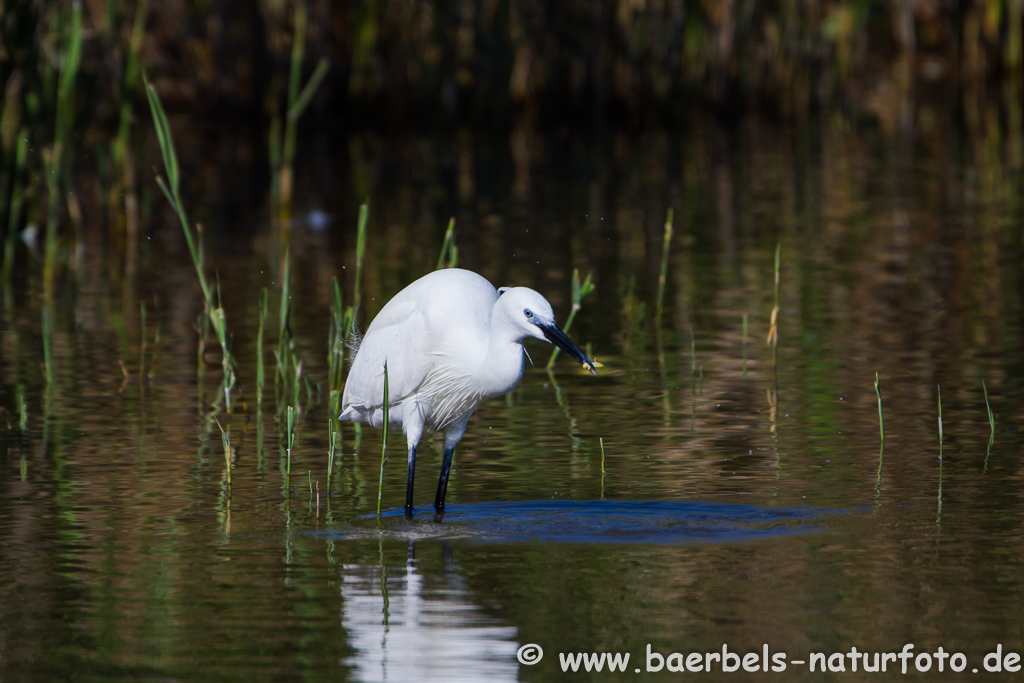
(524, 308, 534, 320)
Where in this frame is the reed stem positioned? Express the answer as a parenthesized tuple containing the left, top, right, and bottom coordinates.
(256, 288, 268, 408)
(286, 405, 296, 477)
(43, 3, 83, 304)
(216, 417, 232, 488)
(436, 218, 457, 269)
(767, 244, 781, 369)
(327, 419, 339, 487)
(328, 277, 344, 416)
(874, 372, 884, 442)
(983, 380, 995, 473)
(655, 208, 673, 323)
(347, 203, 369, 338)
(144, 75, 212, 306)
(145, 71, 237, 395)
(376, 362, 390, 516)
(276, 0, 329, 223)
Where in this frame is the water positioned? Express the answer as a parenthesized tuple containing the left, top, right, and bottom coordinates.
(3, 114, 1024, 680)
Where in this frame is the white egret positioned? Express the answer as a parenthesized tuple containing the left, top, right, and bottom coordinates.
(340, 268, 596, 515)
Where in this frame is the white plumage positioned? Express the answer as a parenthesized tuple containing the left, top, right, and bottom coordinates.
(340, 268, 595, 514)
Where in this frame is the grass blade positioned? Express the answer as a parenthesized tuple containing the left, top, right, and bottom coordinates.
(436, 218, 456, 270)
(376, 362, 390, 516)
(874, 372, 884, 442)
(257, 287, 268, 407)
(983, 380, 995, 473)
(287, 58, 331, 120)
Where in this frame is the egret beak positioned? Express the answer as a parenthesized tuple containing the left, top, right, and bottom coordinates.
(540, 323, 596, 375)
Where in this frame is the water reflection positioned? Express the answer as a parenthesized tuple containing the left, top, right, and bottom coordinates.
(341, 542, 518, 683)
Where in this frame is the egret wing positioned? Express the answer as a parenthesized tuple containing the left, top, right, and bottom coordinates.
(341, 300, 432, 416)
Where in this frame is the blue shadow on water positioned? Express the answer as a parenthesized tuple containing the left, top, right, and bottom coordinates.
(316, 500, 844, 545)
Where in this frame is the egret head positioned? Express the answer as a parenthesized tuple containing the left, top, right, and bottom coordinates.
(496, 287, 596, 374)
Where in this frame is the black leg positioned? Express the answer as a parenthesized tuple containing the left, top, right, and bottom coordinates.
(434, 446, 455, 513)
(405, 445, 417, 516)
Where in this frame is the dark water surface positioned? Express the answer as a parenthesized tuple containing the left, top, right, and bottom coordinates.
(3, 116, 1024, 681)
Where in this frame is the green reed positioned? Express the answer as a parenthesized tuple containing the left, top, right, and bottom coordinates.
(767, 244, 781, 369)
(286, 405, 296, 478)
(874, 372, 884, 442)
(983, 380, 995, 473)
(18, 392, 27, 433)
(274, 249, 305, 412)
(108, 0, 147, 230)
(546, 269, 594, 371)
(256, 288, 268, 408)
(40, 295, 54, 387)
(328, 277, 344, 416)
(144, 72, 235, 397)
(875, 372, 884, 496)
(43, 2, 82, 303)
(211, 281, 236, 412)
(327, 418, 340, 488)
(271, 0, 330, 224)
(655, 208, 673, 323)
(983, 380, 995, 434)
(436, 218, 457, 269)
(216, 417, 232, 488)
(276, 251, 292, 379)
(376, 362, 390, 516)
(111, 0, 148, 167)
(345, 203, 369, 340)
(875, 438, 884, 501)
(144, 75, 211, 306)
(342, 205, 368, 438)
(17, 391, 27, 480)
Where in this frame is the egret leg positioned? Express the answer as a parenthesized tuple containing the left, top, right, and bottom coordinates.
(405, 445, 417, 515)
(399, 410, 427, 516)
(434, 446, 455, 512)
